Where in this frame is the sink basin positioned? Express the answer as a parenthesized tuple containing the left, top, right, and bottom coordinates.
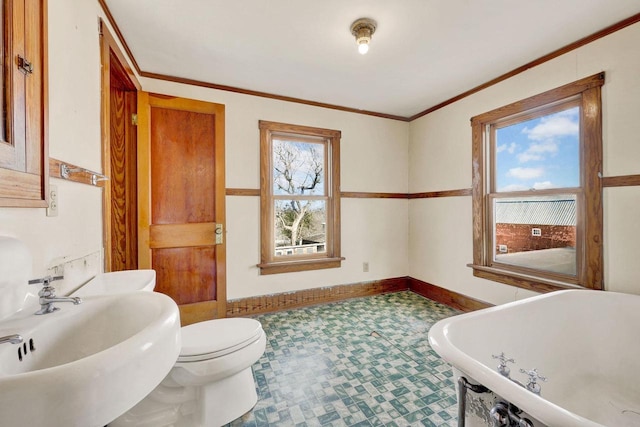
(71, 269, 156, 297)
(0, 291, 180, 426)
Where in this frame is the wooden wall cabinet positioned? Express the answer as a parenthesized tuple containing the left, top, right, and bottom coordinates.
(0, 0, 47, 207)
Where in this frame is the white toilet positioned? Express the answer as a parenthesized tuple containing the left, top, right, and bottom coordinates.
(74, 271, 266, 427)
(112, 317, 266, 427)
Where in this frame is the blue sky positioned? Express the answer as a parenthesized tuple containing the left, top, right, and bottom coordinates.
(495, 106, 580, 192)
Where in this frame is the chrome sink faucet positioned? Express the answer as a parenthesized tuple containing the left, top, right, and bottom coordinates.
(0, 334, 23, 345)
(28, 275, 82, 315)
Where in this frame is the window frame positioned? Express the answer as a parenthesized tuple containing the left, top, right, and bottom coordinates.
(488, 98, 582, 285)
(258, 120, 342, 275)
(469, 73, 604, 292)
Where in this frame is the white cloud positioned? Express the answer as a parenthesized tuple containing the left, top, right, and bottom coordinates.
(497, 142, 517, 154)
(517, 140, 558, 163)
(507, 167, 544, 180)
(498, 183, 529, 192)
(532, 181, 555, 190)
(499, 180, 555, 191)
(517, 153, 543, 163)
(522, 114, 578, 141)
(528, 140, 558, 154)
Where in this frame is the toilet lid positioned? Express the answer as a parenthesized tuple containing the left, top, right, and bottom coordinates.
(178, 318, 263, 362)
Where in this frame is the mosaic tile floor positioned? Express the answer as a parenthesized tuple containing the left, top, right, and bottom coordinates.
(228, 291, 460, 427)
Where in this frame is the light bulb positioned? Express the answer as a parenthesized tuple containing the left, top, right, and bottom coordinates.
(351, 18, 376, 55)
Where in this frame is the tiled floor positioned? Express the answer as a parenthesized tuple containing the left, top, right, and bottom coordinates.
(228, 291, 460, 427)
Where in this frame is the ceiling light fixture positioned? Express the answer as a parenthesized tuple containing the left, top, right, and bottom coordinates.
(350, 18, 377, 55)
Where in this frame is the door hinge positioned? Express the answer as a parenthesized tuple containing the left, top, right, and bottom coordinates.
(131, 113, 138, 126)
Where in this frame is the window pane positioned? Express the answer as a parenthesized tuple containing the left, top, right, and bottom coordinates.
(495, 106, 579, 192)
(274, 199, 326, 257)
(273, 139, 325, 196)
(493, 194, 577, 276)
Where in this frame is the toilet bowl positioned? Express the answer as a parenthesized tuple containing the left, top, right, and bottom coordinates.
(112, 317, 266, 427)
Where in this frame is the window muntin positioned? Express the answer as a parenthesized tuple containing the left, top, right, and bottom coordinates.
(259, 121, 342, 274)
(470, 73, 604, 292)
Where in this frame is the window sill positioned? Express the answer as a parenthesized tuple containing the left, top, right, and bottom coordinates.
(467, 264, 587, 293)
(258, 257, 345, 275)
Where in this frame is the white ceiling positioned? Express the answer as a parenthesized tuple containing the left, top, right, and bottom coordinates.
(103, 0, 640, 119)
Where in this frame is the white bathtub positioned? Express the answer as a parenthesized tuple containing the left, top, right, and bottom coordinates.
(428, 290, 640, 427)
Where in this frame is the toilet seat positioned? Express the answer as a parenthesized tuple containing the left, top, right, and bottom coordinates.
(178, 318, 264, 362)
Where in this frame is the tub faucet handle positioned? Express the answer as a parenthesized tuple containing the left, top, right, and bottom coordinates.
(519, 368, 547, 394)
(492, 352, 515, 377)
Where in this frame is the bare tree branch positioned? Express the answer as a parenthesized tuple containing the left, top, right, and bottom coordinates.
(273, 140, 324, 245)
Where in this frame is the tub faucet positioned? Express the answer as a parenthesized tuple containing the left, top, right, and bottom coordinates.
(492, 352, 515, 377)
(520, 368, 547, 395)
(0, 334, 23, 345)
(28, 275, 82, 315)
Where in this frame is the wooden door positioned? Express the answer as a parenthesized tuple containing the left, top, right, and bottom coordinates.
(108, 81, 138, 271)
(137, 92, 226, 325)
(100, 21, 140, 272)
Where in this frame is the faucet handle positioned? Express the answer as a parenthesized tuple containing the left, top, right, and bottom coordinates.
(520, 368, 547, 382)
(28, 275, 64, 286)
(520, 368, 547, 394)
(29, 276, 64, 299)
(492, 352, 515, 376)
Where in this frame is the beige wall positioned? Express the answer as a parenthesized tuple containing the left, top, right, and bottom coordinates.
(0, 0, 410, 300)
(0, 0, 116, 295)
(408, 23, 640, 305)
(141, 78, 410, 299)
(1, 0, 637, 305)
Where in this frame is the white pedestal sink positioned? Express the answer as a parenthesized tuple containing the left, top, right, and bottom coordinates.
(71, 269, 157, 297)
(0, 291, 180, 427)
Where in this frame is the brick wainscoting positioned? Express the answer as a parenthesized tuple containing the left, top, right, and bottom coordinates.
(226, 276, 491, 317)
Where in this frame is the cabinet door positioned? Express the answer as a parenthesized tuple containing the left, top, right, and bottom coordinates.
(0, 0, 47, 207)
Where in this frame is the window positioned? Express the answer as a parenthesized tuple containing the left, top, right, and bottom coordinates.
(470, 73, 604, 292)
(258, 121, 342, 274)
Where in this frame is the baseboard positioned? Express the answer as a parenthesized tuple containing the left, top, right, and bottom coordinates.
(226, 277, 409, 317)
(226, 276, 492, 317)
(407, 277, 492, 312)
